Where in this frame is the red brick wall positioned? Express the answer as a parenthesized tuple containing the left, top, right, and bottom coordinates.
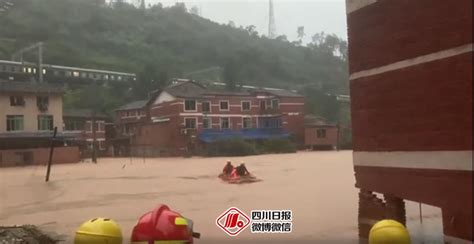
(350, 53, 472, 151)
(348, 0, 473, 241)
(304, 127, 338, 147)
(347, 0, 472, 73)
(0, 146, 80, 167)
(132, 116, 187, 154)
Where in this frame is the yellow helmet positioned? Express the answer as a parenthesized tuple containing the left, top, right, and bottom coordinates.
(369, 219, 411, 244)
(74, 217, 123, 244)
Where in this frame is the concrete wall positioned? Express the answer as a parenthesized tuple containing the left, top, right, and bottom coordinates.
(0, 93, 63, 133)
(0, 146, 80, 167)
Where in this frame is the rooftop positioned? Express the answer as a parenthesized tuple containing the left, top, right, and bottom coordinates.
(164, 80, 207, 98)
(159, 80, 302, 98)
(304, 115, 336, 127)
(116, 100, 148, 111)
(63, 108, 108, 119)
(0, 80, 64, 94)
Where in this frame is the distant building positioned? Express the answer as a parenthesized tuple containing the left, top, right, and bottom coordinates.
(63, 109, 109, 157)
(0, 80, 79, 167)
(111, 100, 148, 156)
(304, 115, 338, 150)
(113, 80, 305, 156)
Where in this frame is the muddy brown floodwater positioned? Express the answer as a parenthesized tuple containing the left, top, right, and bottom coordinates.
(0, 151, 443, 244)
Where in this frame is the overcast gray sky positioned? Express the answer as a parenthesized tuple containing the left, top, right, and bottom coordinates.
(146, 0, 347, 43)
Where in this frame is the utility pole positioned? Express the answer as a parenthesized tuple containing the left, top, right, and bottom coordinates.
(11, 42, 44, 82)
(92, 111, 97, 163)
(45, 127, 58, 182)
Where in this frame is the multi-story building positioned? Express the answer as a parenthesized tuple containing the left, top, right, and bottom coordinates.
(346, 0, 472, 242)
(63, 109, 109, 157)
(114, 100, 149, 136)
(119, 80, 305, 156)
(0, 80, 79, 167)
(111, 100, 148, 156)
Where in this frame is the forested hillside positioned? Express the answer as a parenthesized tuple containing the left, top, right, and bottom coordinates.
(0, 0, 349, 122)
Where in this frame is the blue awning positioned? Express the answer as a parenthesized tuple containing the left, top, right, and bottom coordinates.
(199, 128, 290, 143)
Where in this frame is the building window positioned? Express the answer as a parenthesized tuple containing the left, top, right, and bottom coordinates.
(184, 100, 197, 111)
(260, 100, 266, 110)
(85, 121, 92, 132)
(271, 99, 279, 109)
(10, 96, 25, 106)
(72, 71, 80, 77)
(203, 117, 211, 129)
(220, 101, 229, 111)
(317, 129, 326, 138)
(123, 124, 134, 134)
(6, 115, 24, 131)
(259, 117, 282, 128)
(38, 115, 53, 131)
(87, 141, 93, 150)
(242, 117, 252, 129)
(202, 101, 211, 113)
(99, 140, 105, 150)
(37, 96, 49, 112)
(220, 117, 230, 129)
(241, 101, 251, 111)
(185, 118, 197, 129)
(65, 120, 84, 131)
(96, 121, 105, 132)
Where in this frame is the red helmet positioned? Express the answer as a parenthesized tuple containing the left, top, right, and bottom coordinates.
(131, 204, 200, 244)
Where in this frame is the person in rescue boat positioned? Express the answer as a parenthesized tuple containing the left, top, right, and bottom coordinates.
(235, 163, 250, 177)
(222, 160, 234, 176)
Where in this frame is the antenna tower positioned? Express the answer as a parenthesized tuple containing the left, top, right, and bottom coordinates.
(268, 0, 276, 38)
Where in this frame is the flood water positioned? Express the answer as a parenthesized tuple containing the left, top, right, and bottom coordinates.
(0, 151, 442, 243)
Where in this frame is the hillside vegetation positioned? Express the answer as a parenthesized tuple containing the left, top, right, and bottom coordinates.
(0, 0, 349, 123)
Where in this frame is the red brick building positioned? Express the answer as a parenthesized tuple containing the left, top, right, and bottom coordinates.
(346, 0, 472, 243)
(116, 80, 305, 156)
(111, 100, 148, 156)
(63, 109, 109, 157)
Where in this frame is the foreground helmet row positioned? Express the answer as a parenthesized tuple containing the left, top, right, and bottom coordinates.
(74, 204, 200, 244)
